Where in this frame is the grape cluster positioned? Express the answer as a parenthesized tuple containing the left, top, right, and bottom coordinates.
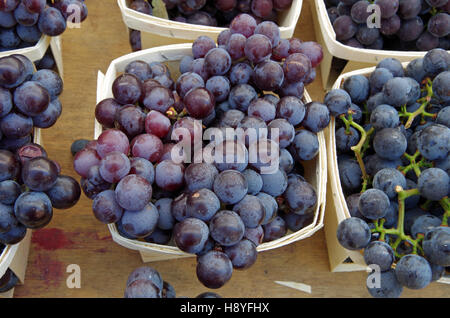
(0, 146, 81, 292)
(0, 54, 64, 149)
(0, 0, 88, 52)
(128, 0, 294, 51)
(74, 15, 329, 290)
(325, 0, 450, 51)
(331, 48, 450, 297)
(0, 53, 80, 293)
(124, 265, 222, 298)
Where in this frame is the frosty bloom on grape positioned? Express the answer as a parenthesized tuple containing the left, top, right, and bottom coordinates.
(170, 120, 280, 174)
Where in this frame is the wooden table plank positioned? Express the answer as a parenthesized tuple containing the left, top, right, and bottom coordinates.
(12, 0, 449, 298)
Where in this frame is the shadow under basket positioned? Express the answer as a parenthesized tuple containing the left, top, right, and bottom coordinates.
(0, 35, 64, 79)
(94, 43, 327, 263)
(117, 0, 303, 48)
(309, 0, 450, 90)
(324, 65, 450, 285)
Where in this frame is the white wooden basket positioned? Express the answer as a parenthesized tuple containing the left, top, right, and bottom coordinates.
(324, 65, 450, 285)
(310, 0, 450, 89)
(0, 128, 42, 298)
(0, 35, 64, 78)
(117, 0, 303, 48)
(94, 43, 327, 263)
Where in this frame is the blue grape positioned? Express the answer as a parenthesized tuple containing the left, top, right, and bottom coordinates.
(260, 168, 287, 197)
(369, 68, 394, 95)
(121, 203, 159, 238)
(213, 170, 248, 205)
(115, 174, 152, 212)
(417, 124, 450, 160)
(338, 156, 362, 193)
(405, 58, 427, 83)
(0, 180, 21, 205)
(370, 104, 399, 130)
(0, 221, 26, 245)
(14, 191, 52, 229)
(283, 178, 317, 215)
(373, 168, 406, 199)
(358, 188, 390, 220)
(423, 226, 450, 266)
(0, 203, 17, 233)
(173, 217, 209, 254)
(423, 48, 450, 77)
(395, 254, 432, 289)
(336, 217, 371, 250)
(432, 71, 450, 103)
(301, 102, 331, 133)
(92, 190, 123, 224)
(377, 58, 404, 77)
(262, 216, 287, 242)
(186, 188, 220, 222)
(364, 241, 395, 271)
(335, 127, 359, 153)
(436, 106, 450, 127)
(224, 239, 257, 270)
(411, 214, 442, 239)
(324, 89, 351, 117)
(367, 269, 403, 298)
(373, 128, 407, 160)
(242, 169, 263, 195)
(154, 198, 174, 231)
(256, 192, 278, 225)
(196, 250, 233, 289)
(209, 210, 245, 246)
(291, 129, 319, 161)
(417, 168, 449, 201)
(232, 194, 266, 228)
(184, 163, 219, 192)
(382, 77, 413, 107)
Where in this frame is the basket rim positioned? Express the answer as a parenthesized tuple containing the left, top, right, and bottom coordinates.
(0, 35, 50, 62)
(95, 43, 327, 257)
(313, 0, 450, 62)
(118, 0, 302, 34)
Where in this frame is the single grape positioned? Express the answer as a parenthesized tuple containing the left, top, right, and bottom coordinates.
(336, 217, 371, 250)
(173, 217, 209, 254)
(14, 191, 52, 229)
(395, 254, 432, 289)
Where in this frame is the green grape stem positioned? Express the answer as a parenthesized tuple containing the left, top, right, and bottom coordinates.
(339, 112, 374, 193)
(400, 79, 434, 129)
(440, 197, 450, 226)
(371, 186, 423, 258)
(398, 150, 432, 178)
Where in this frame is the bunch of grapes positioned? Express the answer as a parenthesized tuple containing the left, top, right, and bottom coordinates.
(0, 54, 64, 148)
(325, 0, 450, 51)
(329, 48, 450, 297)
(74, 15, 330, 290)
(0, 53, 81, 293)
(0, 0, 88, 52)
(128, 0, 294, 51)
(124, 265, 222, 298)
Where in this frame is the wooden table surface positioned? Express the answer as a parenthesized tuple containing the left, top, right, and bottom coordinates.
(12, 0, 449, 298)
